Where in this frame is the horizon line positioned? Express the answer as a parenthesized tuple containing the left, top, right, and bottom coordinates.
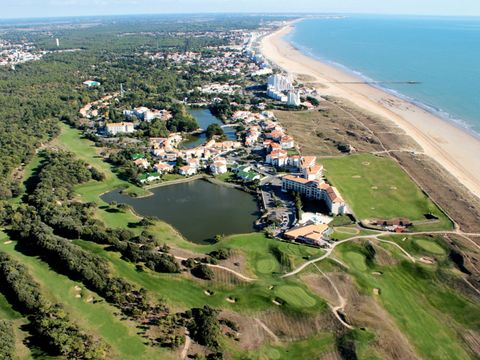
(2, 11, 480, 22)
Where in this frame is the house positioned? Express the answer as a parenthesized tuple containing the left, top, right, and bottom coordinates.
(154, 162, 174, 174)
(284, 224, 330, 247)
(268, 129, 284, 142)
(266, 149, 288, 167)
(137, 172, 161, 184)
(210, 157, 228, 175)
(133, 158, 150, 169)
(280, 135, 295, 150)
(83, 80, 100, 87)
(237, 170, 261, 182)
(179, 165, 197, 176)
(105, 122, 135, 135)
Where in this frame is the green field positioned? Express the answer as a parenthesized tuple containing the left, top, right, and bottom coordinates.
(321, 154, 451, 229)
(274, 285, 317, 308)
(53, 123, 149, 203)
(335, 241, 479, 360)
(0, 236, 172, 360)
(415, 239, 446, 255)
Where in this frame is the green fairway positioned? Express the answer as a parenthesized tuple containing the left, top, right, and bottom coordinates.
(235, 333, 336, 360)
(336, 241, 479, 360)
(0, 236, 172, 360)
(256, 258, 278, 274)
(321, 154, 451, 229)
(274, 285, 317, 308)
(415, 239, 446, 255)
(344, 251, 368, 271)
(53, 123, 149, 203)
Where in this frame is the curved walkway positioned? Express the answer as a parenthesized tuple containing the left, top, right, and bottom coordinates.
(313, 264, 353, 330)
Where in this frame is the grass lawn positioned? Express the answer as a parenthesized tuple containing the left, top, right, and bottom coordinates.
(52, 123, 149, 202)
(335, 241, 478, 360)
(415, 239, 446, 255)
(234, 332, 336, 359)
(274, 285, 317, 308)
(0, 235, 172, 360)
(74, 237, 327, 314)
(321, 154, 451, 229)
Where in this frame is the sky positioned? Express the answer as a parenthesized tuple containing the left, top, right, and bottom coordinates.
(2, 0, 480, 19)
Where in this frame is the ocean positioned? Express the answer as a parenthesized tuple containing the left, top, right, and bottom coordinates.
(286, 15, 480, 135)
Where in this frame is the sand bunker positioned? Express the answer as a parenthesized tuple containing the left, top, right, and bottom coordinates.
(373, 288, 381, 295)
(204, 290, 213, 296)
(390, 186, 398, 190)
(371, 186, 378, 190)
(226, 297, 236, 304)
(3, 241, 12, 245)
(352, 175, 362, 178)
(362, 161, 370, 166)
(420, 256, 435, 265)
(371, 271, 383, 276)
(272, 299, 282, 306)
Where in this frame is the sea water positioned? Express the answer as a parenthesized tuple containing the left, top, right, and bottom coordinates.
(286, 15, 480, 135)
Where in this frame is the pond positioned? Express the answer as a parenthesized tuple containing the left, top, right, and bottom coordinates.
(181, 109, 237, 149)
(101, 179, 259, 244)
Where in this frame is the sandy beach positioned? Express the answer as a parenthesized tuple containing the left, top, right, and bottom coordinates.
(261, 23, 480, 201)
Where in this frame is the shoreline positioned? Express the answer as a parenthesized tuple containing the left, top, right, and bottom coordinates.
(261, 21, 480, 200)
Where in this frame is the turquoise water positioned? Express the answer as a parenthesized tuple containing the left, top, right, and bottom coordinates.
(286, 16, 480, 135)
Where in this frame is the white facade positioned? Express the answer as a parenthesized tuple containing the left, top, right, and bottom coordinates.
(105, 122, 135, 135)
(287, 91, 301, 107)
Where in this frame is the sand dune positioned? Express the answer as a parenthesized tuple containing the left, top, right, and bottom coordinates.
(261, 23, 480, 201)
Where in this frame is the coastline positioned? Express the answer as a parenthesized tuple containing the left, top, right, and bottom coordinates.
(261, 22, 480, 200)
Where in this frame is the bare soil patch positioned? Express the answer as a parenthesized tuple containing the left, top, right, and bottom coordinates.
(274, 105, 384, 156)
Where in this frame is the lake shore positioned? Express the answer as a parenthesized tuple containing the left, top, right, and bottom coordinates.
(261, 22, 480, 200)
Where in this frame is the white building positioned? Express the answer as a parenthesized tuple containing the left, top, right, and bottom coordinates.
(287, 91, 301, 107)
(267, 74, 293, 92)
(179, 165, 197, 176)
(105, 122, 135, 135)
(282, 175, 348, 215)
(210, 157, 228, 175)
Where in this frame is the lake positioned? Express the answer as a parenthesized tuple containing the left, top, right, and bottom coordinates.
(181, 109, 237, 149)
(101, 179, 259, 244)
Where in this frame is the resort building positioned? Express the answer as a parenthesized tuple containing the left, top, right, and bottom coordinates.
(105, 122, 135, 135)
(302, 164, 323, 181)
(281, 175, 348, 215)
(124, 107, 172, 122)
(284, 224, 330, 247)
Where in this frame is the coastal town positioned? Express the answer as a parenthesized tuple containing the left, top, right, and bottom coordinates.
(1, 11, 479, 360)
(78, 25, 349, 248)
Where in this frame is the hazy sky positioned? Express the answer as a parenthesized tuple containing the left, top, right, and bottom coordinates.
(2, 0, 480, 19)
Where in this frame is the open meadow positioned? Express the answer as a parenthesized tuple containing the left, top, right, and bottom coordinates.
(321, 154, 452, 229)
